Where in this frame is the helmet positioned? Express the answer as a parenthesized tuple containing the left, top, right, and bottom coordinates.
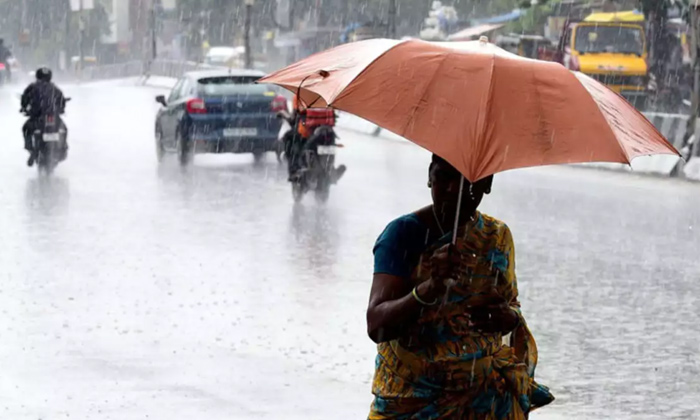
(36, 67, 52, 82)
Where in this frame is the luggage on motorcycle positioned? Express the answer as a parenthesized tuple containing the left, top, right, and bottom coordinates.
(301, 108, 336, 130)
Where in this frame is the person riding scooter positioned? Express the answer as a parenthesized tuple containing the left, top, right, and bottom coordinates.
(21, 67, 67, 166)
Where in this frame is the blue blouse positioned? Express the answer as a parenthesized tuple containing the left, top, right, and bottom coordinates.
(373, 214, 435, 278)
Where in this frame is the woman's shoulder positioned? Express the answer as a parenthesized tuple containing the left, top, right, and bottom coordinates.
(476, 212, 512, 239)
(376, 213, 427, 243)
(386, 213, 425, 229)
(373, 213, 430, 277)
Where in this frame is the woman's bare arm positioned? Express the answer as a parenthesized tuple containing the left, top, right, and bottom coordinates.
(366, 273, 439, 343)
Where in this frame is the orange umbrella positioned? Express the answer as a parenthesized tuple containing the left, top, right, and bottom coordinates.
(258, 37, 678, 182)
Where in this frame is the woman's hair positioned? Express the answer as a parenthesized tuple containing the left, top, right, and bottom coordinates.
(431, 154, 449, 167)
(431, 154, 493, 188)
(431, 154, 460, 177)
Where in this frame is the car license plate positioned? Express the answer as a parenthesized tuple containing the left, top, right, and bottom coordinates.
(43, 133, 60, 142)
(224, 128, 257, 137)
(317, 145, 336, 155)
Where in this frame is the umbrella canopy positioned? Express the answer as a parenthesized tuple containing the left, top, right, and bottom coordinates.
(258, 38, 678, 182)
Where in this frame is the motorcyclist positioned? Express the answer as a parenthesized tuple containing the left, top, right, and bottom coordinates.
(280, 94, 308, 178)
(21, 67, 67, 166)
(280, 94, 346, 182)
(0, 38, 12, 82)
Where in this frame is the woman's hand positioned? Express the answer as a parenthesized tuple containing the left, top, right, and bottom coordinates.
(429, 244, 458, 280)
(416, 244, 460, 302)
(467, 298, 520, 334)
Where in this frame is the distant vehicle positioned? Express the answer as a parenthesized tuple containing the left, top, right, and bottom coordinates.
(203, 46, 245, 68)
(22, 98, 70, 175)
(550, 11, 649, 109)
(495, 34, 554, 59)
(277, 108, 345, 203)
(0, 62, 7, 86)
(71, 55, 98, 70)
(0, 54, 19, 85)
(154, 69, 288, 165)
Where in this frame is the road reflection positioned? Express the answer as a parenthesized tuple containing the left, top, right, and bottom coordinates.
(288, 203, 341, 275)
(24, 175, 71, 218)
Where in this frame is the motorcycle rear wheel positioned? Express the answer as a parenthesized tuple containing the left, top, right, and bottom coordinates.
(292, 181, 304, 203)
(314, 178, 330, 203)
(37, 152, 56, 176)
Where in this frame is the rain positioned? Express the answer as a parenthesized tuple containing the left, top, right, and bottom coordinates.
(1, 0, 700, 419)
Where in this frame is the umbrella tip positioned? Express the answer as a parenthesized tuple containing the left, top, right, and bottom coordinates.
(479, 36, 489, 44)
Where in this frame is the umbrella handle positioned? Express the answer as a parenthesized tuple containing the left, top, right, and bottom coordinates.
(441, 176, 465, 299)
(295, 75, 312, 113)
(295, 73, 328, 111)
(451, 176, 465, 245)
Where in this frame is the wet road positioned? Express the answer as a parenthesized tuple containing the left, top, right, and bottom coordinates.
(1, 81, 699, 419)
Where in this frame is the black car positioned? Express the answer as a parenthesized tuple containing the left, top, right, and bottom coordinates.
(154, 69, 287, 164)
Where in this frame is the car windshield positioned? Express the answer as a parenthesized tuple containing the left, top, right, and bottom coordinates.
(197, 76, 267, 96)
(574, 24, 644, 55)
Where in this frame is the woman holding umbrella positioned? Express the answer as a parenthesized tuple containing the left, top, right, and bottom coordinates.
(258, 36, 678, 418)
(366, 154, 553, 418)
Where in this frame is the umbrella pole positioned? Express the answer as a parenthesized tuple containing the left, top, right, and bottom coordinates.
(440, 176, 466, 304)
(451, 176, 465, 245)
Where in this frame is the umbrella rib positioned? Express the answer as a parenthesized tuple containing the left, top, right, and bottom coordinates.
(593, 108, 634, 164)
(399, 50, 452, 142)
(573, 73, 648, 164)
(330, 38, 410, 106)
(472, 51, 498, 180)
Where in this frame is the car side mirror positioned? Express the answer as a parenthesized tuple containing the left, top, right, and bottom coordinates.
(156, 95, 167, 106)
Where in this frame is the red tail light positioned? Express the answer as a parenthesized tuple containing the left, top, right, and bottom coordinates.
(186, 98, 207, 114)
(271, 95, 288, 113)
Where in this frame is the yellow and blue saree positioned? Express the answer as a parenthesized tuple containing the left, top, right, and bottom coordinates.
(370, 211, 554, 419)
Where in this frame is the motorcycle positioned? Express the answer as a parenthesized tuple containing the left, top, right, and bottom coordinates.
(292, 125, 345, 203)
(277, 109, 346, 203)
(0, 62, 7, 86)
(22, 99, 70, 174)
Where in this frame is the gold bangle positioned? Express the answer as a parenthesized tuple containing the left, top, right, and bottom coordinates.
(412, 287, 438, 306)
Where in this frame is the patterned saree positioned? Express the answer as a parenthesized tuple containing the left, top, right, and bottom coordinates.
(369, 212, 554, 419)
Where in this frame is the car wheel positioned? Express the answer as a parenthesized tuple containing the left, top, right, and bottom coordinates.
(155, 127, 165, 163)
(253, 150, 265, 164)
(177, 129, 193, 166)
